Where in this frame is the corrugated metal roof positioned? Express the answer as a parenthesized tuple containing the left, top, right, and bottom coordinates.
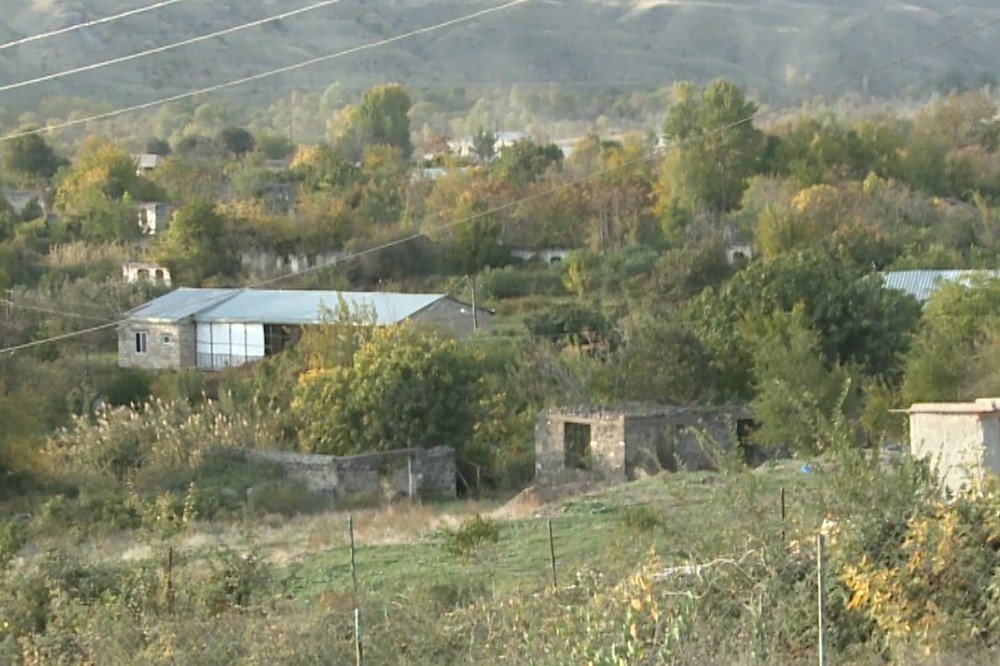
(127, 288, 447, 326)
(194, 290, 444, 326)
(127, 288, 236, 322)
(882, 270, 1000, 302)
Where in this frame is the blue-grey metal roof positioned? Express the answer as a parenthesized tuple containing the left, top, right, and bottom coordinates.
(882, 270, 1000, 302)
(127, 288, 448, 326)
(126, 288, 236, 322)
(193, 290, 445, 326)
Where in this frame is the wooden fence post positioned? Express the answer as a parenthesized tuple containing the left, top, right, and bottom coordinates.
(548, 519, 558, 590)
(349, 515, 363, 665)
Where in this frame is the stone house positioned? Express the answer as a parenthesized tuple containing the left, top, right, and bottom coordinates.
(133, 153, 164, 175)
(138, 202, 172, 236)
(2, 189, 44, 218)
(908, 398, 1000, 494)
(122, 261, 172, 286)
(119, 287, 493, 371)
(535, 405, 754, 484)
(511, 248, 572, 266)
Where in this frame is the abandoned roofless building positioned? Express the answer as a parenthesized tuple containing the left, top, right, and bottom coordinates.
(535, 405, 754, 483)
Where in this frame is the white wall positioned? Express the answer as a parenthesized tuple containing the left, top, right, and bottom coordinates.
(910, 412, 991, 494)
(196, 322, 265, 370)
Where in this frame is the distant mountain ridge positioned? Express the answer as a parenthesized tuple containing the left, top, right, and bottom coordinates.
(0, 0, 996, 110)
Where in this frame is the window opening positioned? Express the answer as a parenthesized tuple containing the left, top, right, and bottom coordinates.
(564, 422, 592, 470)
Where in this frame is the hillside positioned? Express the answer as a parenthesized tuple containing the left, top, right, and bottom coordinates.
(0, 0, 997, 114)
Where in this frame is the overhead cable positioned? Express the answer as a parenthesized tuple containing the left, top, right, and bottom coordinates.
(1, 7, 997, 354)
(0, 0, 532, 141)
(0, 0, 349, 93)
(0, 0, 189, 52)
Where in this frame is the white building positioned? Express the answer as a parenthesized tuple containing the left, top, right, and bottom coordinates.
(908, 398, 1000, 494)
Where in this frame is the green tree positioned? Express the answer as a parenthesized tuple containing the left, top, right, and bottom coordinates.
(337, 83, 413, 159)
(1, 131, 65, 181)
(491, 139, 563, 186)
(290, 142, 358, 192)
(902, 278, 1000, 404)
(472, 128, 496, 162)
(610, 315, 717, 405)
(155, 202, 237, 285)
(659, 79, 764, 212)
(747, 307, 856, 455)
(293, 324, 477, 455)
(54, 137, 162, 241)
(357, 144, 409, 227)
(144, 138, 172, 156)
(686, 251, 922, 398)
(218, 127, 256, 156)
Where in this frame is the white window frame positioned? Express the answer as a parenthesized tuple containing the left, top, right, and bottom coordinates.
(135, 331, 148, 354)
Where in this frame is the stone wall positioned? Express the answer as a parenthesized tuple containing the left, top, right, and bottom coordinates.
(240, 250, 348, 281)
(118, 321, 196, 370)
(233, 446, 456, 499)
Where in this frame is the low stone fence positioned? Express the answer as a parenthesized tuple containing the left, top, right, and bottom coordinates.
(230, 446, 456, 499)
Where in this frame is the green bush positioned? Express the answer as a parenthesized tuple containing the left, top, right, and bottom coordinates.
(193, 546, 272, 617)
(478, 264, 566, 300)
(445, 514, 500, 560)
(99, 367, 153, 407)
(0, 519, 27, 570)
(621, 504, 663, 532)
(151, 369, 205, 405)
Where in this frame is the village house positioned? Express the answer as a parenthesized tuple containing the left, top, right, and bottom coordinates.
(535, 405, 754, 484)
(133, 153, 165, 175)
(122, 261, 172, 286)
(118, 288, 493, 371)
(908, 398, 1000, 495)
(510, 248, 572, 265)
(882, 269, 1000, 303)
(1, 189, 44, 218)
(137, 202, 173, 236)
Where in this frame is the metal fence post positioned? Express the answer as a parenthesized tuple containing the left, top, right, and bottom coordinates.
(817, 533, 827, 666)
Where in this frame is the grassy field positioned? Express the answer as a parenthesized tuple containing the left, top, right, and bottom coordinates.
(11, 456, 1000, 663)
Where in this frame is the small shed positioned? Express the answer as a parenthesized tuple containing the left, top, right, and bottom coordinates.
(535, 405, 754, 484)
(908, 398, 1000, 494)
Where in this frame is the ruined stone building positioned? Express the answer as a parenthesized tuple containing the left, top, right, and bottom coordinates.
(535, 405, 754, 484)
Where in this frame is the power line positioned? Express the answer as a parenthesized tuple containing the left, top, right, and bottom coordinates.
(0, 0, 189, 52)
(0, 0, 349, 94)
(0, 0, 532, 142)
(0, 298, 110, 322)
(1, 9, 997, 355)
(0, 321, 119, 355)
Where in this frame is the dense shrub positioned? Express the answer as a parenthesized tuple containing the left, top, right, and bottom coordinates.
(45, 398, 282, 484)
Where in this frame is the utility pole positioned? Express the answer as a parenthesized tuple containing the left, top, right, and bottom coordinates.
(469, 275, 478, 332)
(3, 289, 12, 348)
